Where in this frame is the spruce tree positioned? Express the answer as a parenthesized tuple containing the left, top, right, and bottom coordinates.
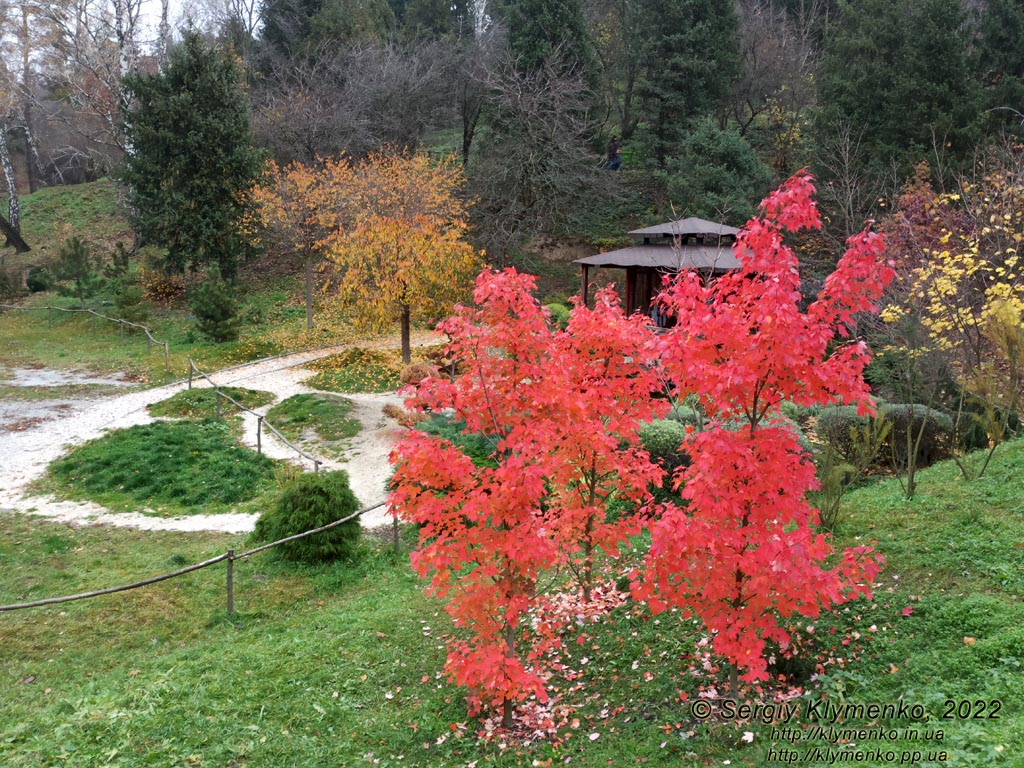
(816, 0, 978, 179)
(122, 32, 263, 280)
(191, 266, 239, 343)
(634, 0, 740, 168)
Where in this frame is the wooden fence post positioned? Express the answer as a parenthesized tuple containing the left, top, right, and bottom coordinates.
(257, 416, 263, 454)
(216, 390, 222, 419)
(119, 320, 124, 342)
(188, 359, 193, 390)
(163, 342, 170, 373)
(313, 460, 321, 473)
(393, 512, 400, 556)
(226, 550, 235, 615)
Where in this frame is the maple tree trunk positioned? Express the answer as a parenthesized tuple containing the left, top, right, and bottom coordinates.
(502, 623, 515, 729)
(400, 304, 412, 364)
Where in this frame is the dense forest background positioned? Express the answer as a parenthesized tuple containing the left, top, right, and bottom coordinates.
(1, 0, 1022, 268)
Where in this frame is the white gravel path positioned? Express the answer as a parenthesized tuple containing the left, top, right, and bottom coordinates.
(0, 344, 418, 533)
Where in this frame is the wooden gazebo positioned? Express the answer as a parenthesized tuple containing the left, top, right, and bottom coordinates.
(574, 217, 740, 316)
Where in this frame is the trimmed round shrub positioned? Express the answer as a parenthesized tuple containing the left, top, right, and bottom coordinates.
(640, 418, 689, 473)
(26, 267, 55, 293)
(252, 470, 362, 562)
(666, 404, 701, 428)
(881, 403, 954, 466)
(815, 405, 873, 458)
(778, 400, 820, 428)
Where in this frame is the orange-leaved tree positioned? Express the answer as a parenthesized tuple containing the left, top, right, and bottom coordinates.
(389, 268, 664, 727)
(635, 171, 894, 689)
(324, 151, 483, 362)
(252, 158, 356, 329)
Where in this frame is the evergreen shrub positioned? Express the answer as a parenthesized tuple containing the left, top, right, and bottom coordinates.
(26, 267, 54, 293)
(252, 470, 362, 562)
(639, 418, 689, 473)
(882, 403, 954, 466)
(191, 267, 239, 342)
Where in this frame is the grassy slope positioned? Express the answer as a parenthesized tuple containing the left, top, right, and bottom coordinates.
(3, 179, 133, 271)
(2, 443, 1023, 766)
(0, 182, 370, 385)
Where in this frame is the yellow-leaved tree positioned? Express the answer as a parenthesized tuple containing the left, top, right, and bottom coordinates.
(877, 151, 1024, 486)
(324, 151, 483, 363)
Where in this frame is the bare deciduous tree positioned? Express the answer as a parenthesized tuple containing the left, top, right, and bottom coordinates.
(468, 47, 604, 262)
(252, 40, 456, 164)
(730, 0, 820, 137)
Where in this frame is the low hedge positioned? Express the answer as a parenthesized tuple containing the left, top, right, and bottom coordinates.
(816, 403, 954, 467)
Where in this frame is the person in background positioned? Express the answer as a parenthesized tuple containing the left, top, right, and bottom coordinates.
(606, 136, 622, 171)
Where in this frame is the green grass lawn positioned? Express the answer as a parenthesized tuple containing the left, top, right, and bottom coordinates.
(3, 442, 1023, 766)
(40, 419, 279, 516)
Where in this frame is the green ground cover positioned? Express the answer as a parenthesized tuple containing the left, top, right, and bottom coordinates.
(40, 419, 278, 516)
(264, 393, 363, 458)
(148, 387, 276, 419)
(2, 442, 1021, 765)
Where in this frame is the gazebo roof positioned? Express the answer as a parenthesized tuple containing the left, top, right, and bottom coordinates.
(573, 243, 741, 273)
(628, 216, 740, 239)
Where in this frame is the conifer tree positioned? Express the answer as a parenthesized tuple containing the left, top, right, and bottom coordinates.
(122, 31, 263, 280)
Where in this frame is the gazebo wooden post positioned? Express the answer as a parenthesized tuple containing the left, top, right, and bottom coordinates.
(580, 264, 590, 308)
(625, 267, 636, 315)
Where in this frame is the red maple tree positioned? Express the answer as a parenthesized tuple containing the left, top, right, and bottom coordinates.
(389, 270, 663, 726)
(634, 171, 894, 686)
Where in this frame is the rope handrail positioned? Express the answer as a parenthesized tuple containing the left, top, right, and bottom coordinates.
(0, 303, 171, 371)
(0, 501, 389, 613)
(188, 360, 325, 471)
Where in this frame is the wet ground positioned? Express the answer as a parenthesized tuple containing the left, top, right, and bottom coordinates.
(1, 366, 136, 388)
(0, 367, 140, 433)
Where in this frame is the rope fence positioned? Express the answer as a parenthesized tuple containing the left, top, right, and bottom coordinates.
(0, 501, 389, 615)
(0, 304, 171, 372)
(188, 359, 324, 472)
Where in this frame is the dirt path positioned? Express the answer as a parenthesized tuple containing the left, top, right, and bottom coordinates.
(0, 338, 429, 533)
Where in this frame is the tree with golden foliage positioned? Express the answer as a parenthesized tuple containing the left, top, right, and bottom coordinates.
(324, 151, 483, 363)
(252, 158, 354, 329)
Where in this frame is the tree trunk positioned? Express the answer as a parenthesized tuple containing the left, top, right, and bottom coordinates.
(157, 0, 172, 68)
(0, 211, 30, 253)
(502, 623, 515, 729)
(0, 127, 21, 233)
(304, 252, 314, 329)
(20, 4, 39, 193)
(400, 304, 411, 364)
